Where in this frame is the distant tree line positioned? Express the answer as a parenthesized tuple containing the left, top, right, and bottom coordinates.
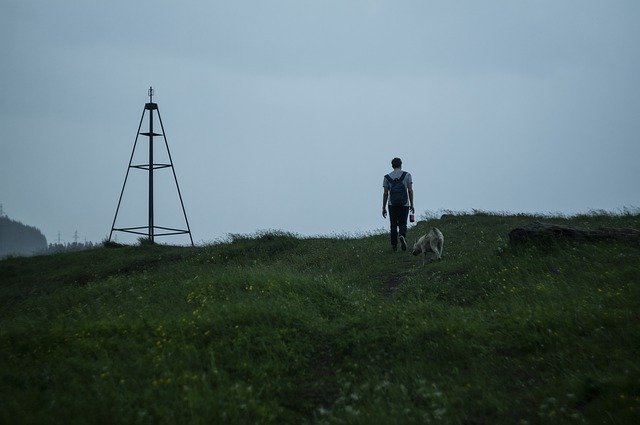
(43, 240, 97, 255)
(0, 216, 98, 259)
(0, 216, 47, 258)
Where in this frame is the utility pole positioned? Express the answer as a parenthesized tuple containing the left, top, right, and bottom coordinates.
(109, 87, 194, 246)
(57, 231, 61, 244)
(73, 230, 79, 245)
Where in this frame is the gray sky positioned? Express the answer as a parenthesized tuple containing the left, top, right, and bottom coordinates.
(2, 1, 639, 245)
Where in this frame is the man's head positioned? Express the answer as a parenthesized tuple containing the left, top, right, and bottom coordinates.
(391, 157, 402, 169)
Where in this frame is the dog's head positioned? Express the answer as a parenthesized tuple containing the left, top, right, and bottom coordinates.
(412, 241, 422, 256)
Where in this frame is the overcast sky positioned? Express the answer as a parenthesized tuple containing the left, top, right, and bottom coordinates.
(2, 1, 639, 245)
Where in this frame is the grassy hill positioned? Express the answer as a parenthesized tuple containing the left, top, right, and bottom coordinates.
(1, 212, 639, 424)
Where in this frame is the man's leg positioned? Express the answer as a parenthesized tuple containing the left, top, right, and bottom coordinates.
(398, 206, 410, 250)
(389, 205, 399, 250)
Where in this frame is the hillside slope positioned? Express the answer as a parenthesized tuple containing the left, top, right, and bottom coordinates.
(0, 216, 47, 258)
(1, 212, 639, 424)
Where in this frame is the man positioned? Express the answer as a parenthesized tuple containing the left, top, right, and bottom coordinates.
(382, 157, 414, 251)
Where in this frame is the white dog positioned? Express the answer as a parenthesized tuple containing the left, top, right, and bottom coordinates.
(412, 227, 444, 263)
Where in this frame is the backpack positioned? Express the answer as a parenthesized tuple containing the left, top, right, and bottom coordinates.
(385, 172, 408, 205)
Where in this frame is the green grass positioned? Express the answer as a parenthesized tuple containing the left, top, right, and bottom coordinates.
(1, 212, 639, 424)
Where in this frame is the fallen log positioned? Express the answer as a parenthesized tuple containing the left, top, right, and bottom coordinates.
(508, 222, 640, 247)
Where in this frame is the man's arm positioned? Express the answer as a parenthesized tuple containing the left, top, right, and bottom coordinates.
(382, 188, 389, 218)
(408, 184, 414, 213)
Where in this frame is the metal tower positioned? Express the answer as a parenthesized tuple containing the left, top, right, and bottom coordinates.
(109, 87, 194, 246)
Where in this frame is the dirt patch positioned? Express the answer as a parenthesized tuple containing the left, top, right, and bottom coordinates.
(385, 274, 405, 295)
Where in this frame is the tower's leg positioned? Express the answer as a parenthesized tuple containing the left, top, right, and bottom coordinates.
(109, 108, 146, 242)
(157, 109, 194, 246)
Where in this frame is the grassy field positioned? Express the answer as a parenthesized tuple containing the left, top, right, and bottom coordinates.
(1, 212, 639, 424)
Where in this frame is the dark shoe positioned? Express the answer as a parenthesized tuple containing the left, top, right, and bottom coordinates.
(399, 236, 407, 251)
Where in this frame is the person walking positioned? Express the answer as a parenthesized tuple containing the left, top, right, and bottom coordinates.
(382, 157, 414, 251)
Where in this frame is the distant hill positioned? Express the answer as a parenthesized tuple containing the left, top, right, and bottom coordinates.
(0, 216, 47, 258)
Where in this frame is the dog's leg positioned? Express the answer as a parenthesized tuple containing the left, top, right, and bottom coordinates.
(430, 239, 441, 260)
